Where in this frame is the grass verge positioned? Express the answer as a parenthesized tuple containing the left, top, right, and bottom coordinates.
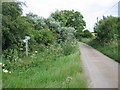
(81, 38, 119, 62)
(3, 50, 86, 88)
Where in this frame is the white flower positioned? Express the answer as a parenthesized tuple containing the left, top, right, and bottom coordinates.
(35, 51, 38, 53)
(3, 69, 9, 73)
(66, 76, 72, 82)
(15, 59, 17, 61)
(0, 63, 2, 66)
(9, 71, 11, 74)
(67, 77, 72, 80)
(2, 64, 5, 67)
(9, 56, 11, 58)
(20, 48, 23, 50)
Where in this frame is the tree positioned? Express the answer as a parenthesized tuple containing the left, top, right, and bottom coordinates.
(83, 30, 93, 38)
(56, 27, 76, 43)
(2, 2, 23, 20)
(45, 18, 60, 32)
(2, 2, 33, 50)
(26, 12, 40, 28)
(94, 16, 118, 42)
(50, 10, 86, 39)
(35, 17, 48, 30)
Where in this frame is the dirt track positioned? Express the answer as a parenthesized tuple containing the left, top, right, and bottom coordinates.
(79, 42, 118, 88)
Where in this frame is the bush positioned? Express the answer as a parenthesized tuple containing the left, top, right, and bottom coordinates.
(34, 29, 55, 45)
(3, 49, 19, 62)
(56, 27, 76, 43)
(62, 40, 78, 55)
(94, 16, 118, 43)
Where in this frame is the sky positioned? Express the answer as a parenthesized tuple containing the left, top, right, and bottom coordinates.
(18, 0, 119, 32)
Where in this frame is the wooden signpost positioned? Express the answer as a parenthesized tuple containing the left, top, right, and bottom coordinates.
(23, 36, 30, 56)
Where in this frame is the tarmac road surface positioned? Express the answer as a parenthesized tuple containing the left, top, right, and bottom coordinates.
(79, 42, 118, 88)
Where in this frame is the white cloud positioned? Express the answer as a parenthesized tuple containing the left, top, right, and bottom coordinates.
(19, 0, 119, 32)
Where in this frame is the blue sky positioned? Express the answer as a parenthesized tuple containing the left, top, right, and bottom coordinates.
(19, 0, 119, 32)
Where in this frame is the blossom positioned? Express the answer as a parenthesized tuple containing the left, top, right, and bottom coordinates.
(35, 51, 38, 53)
(0, 62, 2, 66)
(3, 69, 11, 74)
(3, 69, 9, 73)
(66, 76, 72, 83)
(2, 64, 5, 67)
(67, 76, 72, 80)
(20, 48, 23, 50)
(9, 56, 11, 58)
(0, 63, 5, 67)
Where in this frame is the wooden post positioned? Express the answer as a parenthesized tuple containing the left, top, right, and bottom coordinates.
(23, 36, 30, 56)
(26, 41, 28, 56)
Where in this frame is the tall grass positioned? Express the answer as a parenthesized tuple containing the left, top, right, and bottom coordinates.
(2, 43, 86, 88)
(81, 38, 119, 62)
(0, 66, 2, 89)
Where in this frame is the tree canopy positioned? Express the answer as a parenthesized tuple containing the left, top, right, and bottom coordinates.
(2, 2, 31, 50)
(94, 16, 119, 42)
(50, 10, 86, 39)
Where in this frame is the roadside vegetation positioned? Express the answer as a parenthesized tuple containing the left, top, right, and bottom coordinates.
(81, 16, 119, 62)
(2, 1, 87, 88)
(81, 38, 118, 62)
(3, 45, 86, 88)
